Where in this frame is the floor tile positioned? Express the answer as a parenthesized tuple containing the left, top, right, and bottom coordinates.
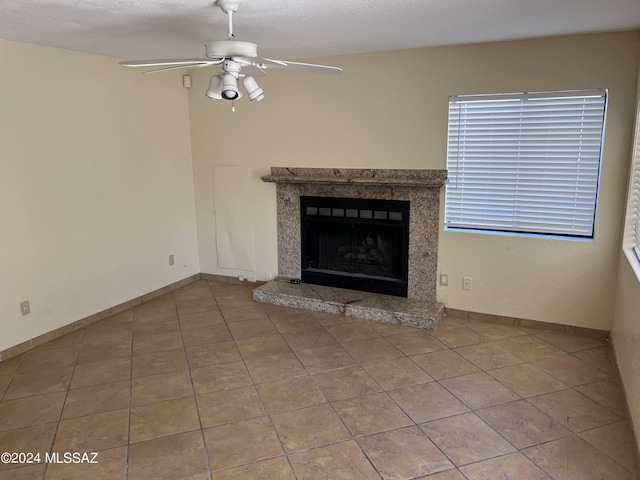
(281, 327, 337, 351)
(76, 340, 130, 365)
(312, 366, 382, 401)
(130, 396, 200, 443)
(44, 446, 127, 480)
(190, 361, 251, 395)
(178, 309, 225, 330)
(213, 292, 255, 309)
(0, 291, 635, 480)
(53, 408, 129, 452)
(0, 424, 56, 472)
(423, 470, 467, 480)
(523, 434, 635, 480)
(70, 357, 131, 388)
(421, 413, 516, 466)
(440, 372, 520, 410)
(465, 322, 527, 341)
(176, 297, 219, 315)
(572, 346, 615, 375)
(204, 417, 283, 472)
(342, 337, 404, 364)
(532, 354, 611, 386)
(295, 344, 357, 373)
(181, 323, 232, 346)
(3, 367, 72, 400)
(185, 341, 241, 369)
(357, 426, 453, 479)
(411, 349, 480, 380)
(388, 382, 468, 423)
(477, 400, 571, 448)
(384, 330, 446, 355)
(128, 431, 209, 480)
(62, 380, 130, 419)
(362, 356, 433, 390)
(459, 452, 551, 479)
(132, 331, 183, 356)
(256, 375, 326, 414)
(0, 463, 46, 478)
(0, 356, 22, 377)
(578, 421, 638, 472)
(494, 335, 566, 362)
(288, 441, 381, 480)
(270, 312, 323, 333)
(432, 324, 482, 348)
(332, 392, 412, 437)
(210, 457, 295, 480)
(131, 348, 188, 378)
(197, 385, 265, 427)
(454, 342, 524, 370)
(575, 379, 627, 416)
(227, 318, 277, 339)
(18, 345, 80, 373)
(0, 392, 65, 431)
(131, 370, 193, 406)
(311, 310, 354, 326)
(487, 363, 567, 398)
(271, 404, 351, 452)
(528, 388, 622, 433)
(534, 332, 606, 353)
(220, 305, 269, 323)
(244, 352, 306, 383)
(325, 321, 381, 343)
(235, 333, 292, 359)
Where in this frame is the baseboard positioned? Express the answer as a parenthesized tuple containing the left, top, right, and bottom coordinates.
(444, 307, 609, 340)
(0, 274, 202, 361)
(0, 278, 610, 361)
(609, 334, 640, 474)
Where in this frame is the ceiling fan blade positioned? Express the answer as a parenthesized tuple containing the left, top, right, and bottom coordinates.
(141, 63, 216, 74)
(119, 58, 224, 68)
(260, 58, 343, 75)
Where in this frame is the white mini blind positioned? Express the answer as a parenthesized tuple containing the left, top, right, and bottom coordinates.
(445, 90, 607, 237)
(623, 100, 640, 260)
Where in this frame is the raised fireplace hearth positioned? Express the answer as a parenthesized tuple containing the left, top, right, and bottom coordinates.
(253, 167, 447, 330)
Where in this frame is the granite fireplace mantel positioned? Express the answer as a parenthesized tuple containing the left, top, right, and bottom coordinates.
(254, 167, 448, 330)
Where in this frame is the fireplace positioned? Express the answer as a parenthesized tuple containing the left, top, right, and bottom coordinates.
(301, 196, 409, 297)
(254, 168, 447, 330)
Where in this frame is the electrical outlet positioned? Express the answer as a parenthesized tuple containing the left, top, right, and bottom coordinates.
(440, 274, 448, 286)
(463, 277, 472, 291)
(169, 254, 175, 266)
(20, 300, 30, 316)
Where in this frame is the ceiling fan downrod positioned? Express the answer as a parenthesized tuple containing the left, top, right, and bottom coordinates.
(216, 0, 241, 40)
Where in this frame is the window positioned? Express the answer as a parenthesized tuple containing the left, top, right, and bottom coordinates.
(445, 89, 608, 238)
(622, 97, 640, 274)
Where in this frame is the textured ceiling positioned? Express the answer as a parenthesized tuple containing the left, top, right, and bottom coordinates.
(0, 0, 639, 63)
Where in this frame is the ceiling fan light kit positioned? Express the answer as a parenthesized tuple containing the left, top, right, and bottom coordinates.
(119, 0, 342, 110)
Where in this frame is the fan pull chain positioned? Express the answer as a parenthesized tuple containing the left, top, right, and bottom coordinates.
(231, 100, 236, 112)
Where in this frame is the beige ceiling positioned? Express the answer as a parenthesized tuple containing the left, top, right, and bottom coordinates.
(1, 0, 639, 63)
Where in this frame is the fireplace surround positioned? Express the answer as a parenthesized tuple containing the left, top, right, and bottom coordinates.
(254, 167, 448, 330)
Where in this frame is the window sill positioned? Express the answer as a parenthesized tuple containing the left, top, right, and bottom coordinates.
(444, 226, 594, 243)
(624, 248, 640, 283)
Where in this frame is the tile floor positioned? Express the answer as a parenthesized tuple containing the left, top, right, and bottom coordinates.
(0, 279, 637, 479)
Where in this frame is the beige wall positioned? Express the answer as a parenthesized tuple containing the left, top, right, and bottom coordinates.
(189, 31, 640, 330)
(611, 66, 640, 451)
(0, 40, 199, 352)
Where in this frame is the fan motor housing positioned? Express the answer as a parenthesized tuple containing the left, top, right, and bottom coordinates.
(206, 40, 257, 59)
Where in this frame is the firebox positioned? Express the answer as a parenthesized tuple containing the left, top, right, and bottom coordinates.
(300, 196, 410, 297)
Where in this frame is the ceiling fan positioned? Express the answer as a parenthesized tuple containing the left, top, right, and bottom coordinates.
(119, 0, 342, 108)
